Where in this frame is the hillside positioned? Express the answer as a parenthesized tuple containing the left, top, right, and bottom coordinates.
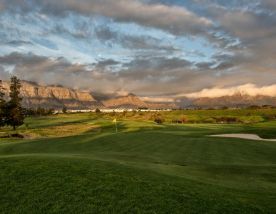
(101, 93, 148, 109)
(1, 81, 102, 109)
(2, 81, 176, 109)
(190, 93, 276, 108)
(0, 113, 276, 213)
(2, 81, 276, 110)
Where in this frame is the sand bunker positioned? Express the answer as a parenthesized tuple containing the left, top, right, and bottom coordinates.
(210, 134, 276, 141)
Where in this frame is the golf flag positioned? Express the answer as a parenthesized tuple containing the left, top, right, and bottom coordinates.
(112, 118, 118, 133)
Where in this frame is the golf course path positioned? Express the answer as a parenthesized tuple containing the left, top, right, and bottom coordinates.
(210, 134, 276, 141)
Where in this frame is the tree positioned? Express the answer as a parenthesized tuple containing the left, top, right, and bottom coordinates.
(62, 106, 67, 114)
(5, 76, 25, 130)
(0, 80, 6, 127)
(95, 108, 101, 114)
(154, 115, 164, 124)
(0, 80, 4, 100)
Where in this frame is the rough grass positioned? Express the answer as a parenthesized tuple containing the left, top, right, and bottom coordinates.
(110, 108, 276, 124)
(0, 112, 276, 213)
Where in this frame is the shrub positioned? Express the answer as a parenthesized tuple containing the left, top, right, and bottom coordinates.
(203, 117, 216, 123)
(239, 116, 264, 124)
(62, 106, 67, 114)
(171, 115, 188, 124)
(263, 114, 276, 121)
(110, 111, 116, 116)
(180, 115, 188, 123)
(154, 116, 164, 124)
(122, 110, 127, 117)
(172, 119, 182, 124)
(131, 110, 137, 116)
(214, 117, 239, 123)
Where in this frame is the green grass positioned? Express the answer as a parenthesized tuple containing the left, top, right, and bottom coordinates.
(0, 112, 276, 213)
(115, 108, 276, 124)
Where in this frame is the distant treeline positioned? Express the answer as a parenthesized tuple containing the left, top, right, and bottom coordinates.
(94, 108, 276, 125)
(25, 107, 55, 116)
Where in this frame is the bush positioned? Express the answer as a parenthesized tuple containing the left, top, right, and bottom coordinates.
(239, 116, 264, 124)
(203, 117, 216, 123)
(214, 117, 240, 124)
(110, 111, 116, 117)
(180, 116, 188, 123)
(131, 110, 137, 116)
(62, 106, 67, 114)
(172, 115, 188, 124)
(263, 114, 276, 121)
(26, 108, 54, 116)
(172, 119, 182, 124)
(122, 110, 127, 117)
(154, 116, 164, 124)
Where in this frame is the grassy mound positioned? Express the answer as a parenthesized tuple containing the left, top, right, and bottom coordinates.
(0, 113, 276, 213)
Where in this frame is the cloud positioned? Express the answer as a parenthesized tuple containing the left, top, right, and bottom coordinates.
(0, 65, 11, 80)
(262, 0, 276, 10)
(183, 84, 276, 98)
(219, 10, 276, 41)
(140, 96, 175, 103)
(0, 52, 210, 96)
(2, 0, 213, 36)
(122, 57, 192, 72)
(94, 26, 117, 42)
(94, 59, 120, 69)
(0, 2, 4, 11)
(202, 2, 276, 79)
(0, 52, 129, 93)
(1, 50, 276, 98)
(94, 26, 179, 54)
(5, 40, 33, 46)
(1, 1, 276, 98)
(0, 52, 47, 65)
(0, 52, 95, 88)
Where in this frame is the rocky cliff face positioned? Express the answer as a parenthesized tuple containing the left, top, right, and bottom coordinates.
(1, 81, 175, 110)
(102, 93, 148, 109)
(3, 80, 274, 110)
(101, 93, 177, 109)
(2, 81, 101, 109)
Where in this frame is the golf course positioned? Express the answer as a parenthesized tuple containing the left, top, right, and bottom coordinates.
(0, 110, 276, 213)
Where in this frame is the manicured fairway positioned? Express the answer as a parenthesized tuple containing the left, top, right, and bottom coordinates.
(0, 113, 276, 213)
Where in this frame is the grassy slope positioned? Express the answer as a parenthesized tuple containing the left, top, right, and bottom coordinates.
(0, 113, 276, 213)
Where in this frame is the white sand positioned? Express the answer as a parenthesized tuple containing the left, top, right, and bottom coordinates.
(210, 134, 276, 141)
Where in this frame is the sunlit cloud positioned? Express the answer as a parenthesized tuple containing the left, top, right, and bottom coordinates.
(0, 0, 275, 97)
(183, 84, 276, 98)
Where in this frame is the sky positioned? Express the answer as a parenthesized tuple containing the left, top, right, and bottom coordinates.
(0, 0, 276, 100)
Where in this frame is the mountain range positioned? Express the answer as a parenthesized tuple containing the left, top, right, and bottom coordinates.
(1, 81, 276, 109)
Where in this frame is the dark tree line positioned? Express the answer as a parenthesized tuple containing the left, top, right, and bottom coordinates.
(0, 80, 5, 127)
(25, 107, 54, 116)
(0, 76, 25, 130)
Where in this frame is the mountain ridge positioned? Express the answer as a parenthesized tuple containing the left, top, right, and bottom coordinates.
(1, 80, 276, 109)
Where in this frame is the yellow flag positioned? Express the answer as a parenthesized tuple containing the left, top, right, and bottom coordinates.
(112, 118, 117, 123)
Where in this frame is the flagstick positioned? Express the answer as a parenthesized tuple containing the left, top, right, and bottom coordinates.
(112, 118, 118, 133)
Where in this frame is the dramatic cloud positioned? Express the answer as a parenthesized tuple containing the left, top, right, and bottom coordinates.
(184, 84, 276, 98)
(0, 2, 4, 11)
(262, 0, 276, 10)
(140, 96, 175, 103)
(0, 0, 276, 99)
(2, 0, 212, 36)
(0, 52, 100, 89)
